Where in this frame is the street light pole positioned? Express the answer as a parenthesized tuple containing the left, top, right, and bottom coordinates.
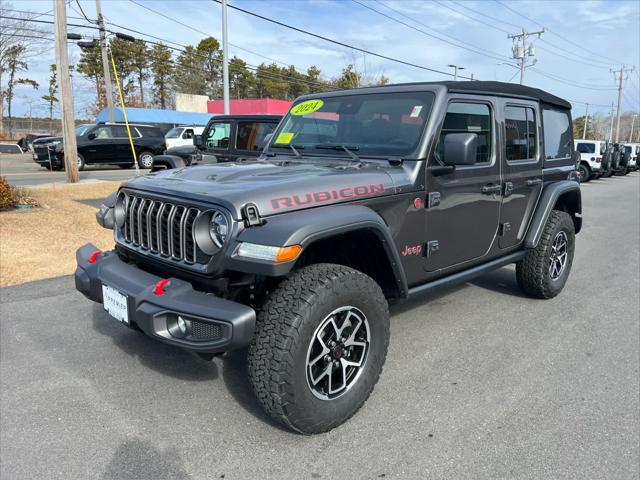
(448, 64, 464, 81)
(96, 0, 115, 123)
(221, 0, 230, 114)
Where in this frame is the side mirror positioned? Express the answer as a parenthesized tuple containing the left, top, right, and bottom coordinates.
(443, 133, 478, 166)
(194, 134, 204, 148)
(260, 133, 273, 150)
(87, 132, 96, 140)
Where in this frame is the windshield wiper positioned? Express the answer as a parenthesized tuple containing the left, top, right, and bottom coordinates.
(314, 144, 361, 162)
(270, 143, 304, 159)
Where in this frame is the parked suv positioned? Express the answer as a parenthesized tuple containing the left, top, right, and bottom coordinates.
(32, 123, 165, 170)
(76, 81, 581, 434)
(164, 125, 206, 151)
(152, 115, 281, 170)
(574, 139, 604, 182)
(622, 143, 638, 172)
(612, 143, 630, 175)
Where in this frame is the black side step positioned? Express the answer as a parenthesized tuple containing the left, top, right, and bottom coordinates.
(407, 251, 526, 299)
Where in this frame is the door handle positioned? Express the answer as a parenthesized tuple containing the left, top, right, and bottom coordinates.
(481, 184, 502, 195)
(526, 178, 542, 186)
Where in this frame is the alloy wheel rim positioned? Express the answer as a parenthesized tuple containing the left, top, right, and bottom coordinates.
(549, 231, 569, 280)
(305, 306, 370, 401)
(140, 153, 153, 167)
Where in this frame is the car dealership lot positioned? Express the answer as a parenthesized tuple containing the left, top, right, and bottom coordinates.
(1, 175, 638, 479)
(0, 153, 138, 187)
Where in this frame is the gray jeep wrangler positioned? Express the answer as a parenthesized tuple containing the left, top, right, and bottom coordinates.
(76, 81, 581, 434)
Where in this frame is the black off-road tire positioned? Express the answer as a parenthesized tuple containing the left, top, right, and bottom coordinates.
(577, 163, 590, 182)
(516, 210, 575, 299)
(247, 263, 390, 434)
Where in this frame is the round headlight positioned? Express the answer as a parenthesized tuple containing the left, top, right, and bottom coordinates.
(114, 191, 128, 227)
(209, 211, 228, 247)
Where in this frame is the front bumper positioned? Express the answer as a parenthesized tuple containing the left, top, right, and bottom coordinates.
(74, 243, 256, 353)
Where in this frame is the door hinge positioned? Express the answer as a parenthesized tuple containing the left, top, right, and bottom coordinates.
(504, 182, 514, 197)
(499, 222, 511, 236)
(426, 240, 440, 257)
(242, 203, 263, 227)
(427, 192, 441, 208)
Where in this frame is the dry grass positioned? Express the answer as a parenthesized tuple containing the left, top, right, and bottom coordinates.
(0, 181, 121, 287)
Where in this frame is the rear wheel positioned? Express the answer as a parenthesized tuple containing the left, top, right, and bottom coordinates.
(137, 151, 154, 169)
(516, 210, 575, 299)
(577, 163, 590, 182)
(248, 264, 390, 434)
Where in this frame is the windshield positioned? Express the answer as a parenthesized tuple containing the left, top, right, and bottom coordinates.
(75, 125, 93, 136)
(270, 91, 435, 158)
(165, 127, 183, 139)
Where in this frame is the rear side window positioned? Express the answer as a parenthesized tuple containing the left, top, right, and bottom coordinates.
(505, 106, 537, 161)
(236, 121, 277, 151)
(576, 142, 595, 154)
(138, 127, 163, 138)
(111, 125, 141, 138)
(543, 108, 572, 160)
(437, 102, 492, 164)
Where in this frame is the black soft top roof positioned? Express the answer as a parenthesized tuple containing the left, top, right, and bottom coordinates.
(435, 81, 571, 109)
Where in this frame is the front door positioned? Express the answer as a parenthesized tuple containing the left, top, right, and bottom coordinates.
(425, 98, 502, 272)
(498, 101, 543, 248)
(203, 120, 233, 163)
(85, 125, 117, 163)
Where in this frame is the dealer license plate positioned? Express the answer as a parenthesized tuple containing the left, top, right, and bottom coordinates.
(102, 284, 129, 324)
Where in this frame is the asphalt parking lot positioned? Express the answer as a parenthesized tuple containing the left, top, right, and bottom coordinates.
(1, 173, 638, 479)
(0, 153, 141, 187)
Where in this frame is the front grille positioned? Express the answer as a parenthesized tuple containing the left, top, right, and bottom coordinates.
(122, 193, 203, 263)
(190, 321, 222, 341)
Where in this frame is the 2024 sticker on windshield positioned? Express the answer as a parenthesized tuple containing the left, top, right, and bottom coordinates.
(290, 99, 324, 116)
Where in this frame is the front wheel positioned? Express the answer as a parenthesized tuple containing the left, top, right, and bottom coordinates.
(137, 151, 154, 169)
(76, 153, 85, 171)
(248, 264, 390, 434)
(516, 210, 575, 299)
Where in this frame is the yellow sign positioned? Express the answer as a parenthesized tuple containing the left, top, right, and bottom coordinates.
(290, 99, 324, 116)
(275, 132, 294, 144)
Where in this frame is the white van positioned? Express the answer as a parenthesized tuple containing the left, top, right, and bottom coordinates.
(574, 140, 605, 182)
(164, 125, 205, 151)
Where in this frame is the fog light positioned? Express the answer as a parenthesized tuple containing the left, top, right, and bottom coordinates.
(167, 315, 191, 339)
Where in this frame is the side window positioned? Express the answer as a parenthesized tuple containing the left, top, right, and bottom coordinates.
(236, 121, 277, 151)
(206, 122, 232, 149)
(576, 143, 595, 154)
(183, 129, 194, 139)
(94, 126, 113, 139)
(110, 125, 141, 138)
(437, 102, 492, 164)
(543, 108, 572, 160)
(505, 106, 537, 161)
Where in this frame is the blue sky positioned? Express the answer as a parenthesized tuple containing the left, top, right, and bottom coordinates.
(6, 0, 640, 118)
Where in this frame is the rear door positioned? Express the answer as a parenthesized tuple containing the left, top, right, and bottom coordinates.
(111, 125, 141, 164)
(233, 120, 278, 160)
(424, 97, 501, 272)
(499, 100, 543, 249)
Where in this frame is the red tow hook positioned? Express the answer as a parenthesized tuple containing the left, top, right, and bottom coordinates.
(88, 250, 103, 263)
(154, 279, 171, 296)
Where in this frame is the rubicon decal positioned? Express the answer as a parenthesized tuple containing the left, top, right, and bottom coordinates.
(271, 184, 386, 210)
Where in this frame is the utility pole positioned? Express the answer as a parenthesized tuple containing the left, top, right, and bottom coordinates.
(448, 64, 464, 81)
(221, 0, 230, 114)
(608, 101, 614, 142)
(611, 65, 634, 143)
(508, 28, 544, 85)
(582, 103, 589, 140)
(96, 0, 115, 123)
(53, 0, 79, 183)
(630, 114, 638, 142)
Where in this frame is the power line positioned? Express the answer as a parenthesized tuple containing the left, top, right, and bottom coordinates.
(353, 0, 510, 63)
(210, 0, 468, 79)
(494, 0, 626, 66)
(450, 0, 521, 30)
(529, 67, 617, 91)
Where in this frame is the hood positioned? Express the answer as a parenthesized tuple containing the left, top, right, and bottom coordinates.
(33, 136, 62, 145)
(123, 159, 402, 219)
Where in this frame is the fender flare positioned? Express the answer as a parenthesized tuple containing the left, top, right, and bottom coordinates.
(150, 154, 186, 172)
(525, 180, 581, 249)
(225, 204, 408, 297)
